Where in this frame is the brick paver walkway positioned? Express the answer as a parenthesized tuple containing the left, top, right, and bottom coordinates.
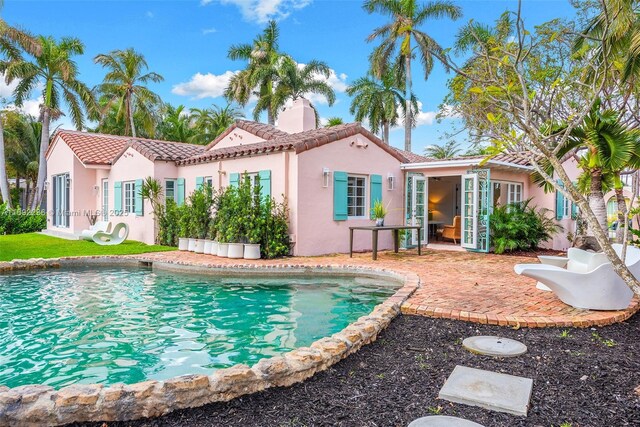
(137, 249, 639, 328)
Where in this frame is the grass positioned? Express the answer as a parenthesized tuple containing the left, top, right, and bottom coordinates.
(0, 233, 176, 261)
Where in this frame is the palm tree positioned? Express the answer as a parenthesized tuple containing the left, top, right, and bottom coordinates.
(3, 111, 40, 207)
(94, 48, 163, 138)
(92, 98, 159, 139)
(157, 104, 196, 143)
(424, 140, 462, 159)
(3, 35, 96, 209)
(271, 57, 336, 118)
(225, 20, 282, 125)
(189, 104, 243, 145)
(0, 7, 41, 208)
(346, 71, 410, 144)
(364, 0, 462, 152)
(325, 117, 344, 127)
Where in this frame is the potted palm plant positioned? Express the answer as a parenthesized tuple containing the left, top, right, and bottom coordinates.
(372, 200, 388, 227)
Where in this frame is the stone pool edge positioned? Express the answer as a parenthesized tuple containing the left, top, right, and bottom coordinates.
(0, 256, 420, 426)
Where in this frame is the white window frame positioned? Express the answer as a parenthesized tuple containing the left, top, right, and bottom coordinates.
(165, 179, 177, 204)
(507, 183, 523, 205)
(347, 174, 367, 219)
(562, 193, 572, 219)
(205, 177, 213, 188)
(102, 179, 109, 221)
(123, 181, 136, 214)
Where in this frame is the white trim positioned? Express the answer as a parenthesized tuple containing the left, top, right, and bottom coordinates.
(460, 173, 478, 249)
(401, 159, 533, 171)
(347, 174, 368, 219)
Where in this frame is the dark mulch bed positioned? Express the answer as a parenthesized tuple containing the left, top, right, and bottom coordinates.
(502, 248, 567, 258)
(86, 315, 640, 427)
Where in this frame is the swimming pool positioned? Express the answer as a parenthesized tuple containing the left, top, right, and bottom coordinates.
(0, 265, 399, 389)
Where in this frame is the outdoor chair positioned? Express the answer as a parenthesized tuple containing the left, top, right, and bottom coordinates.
(514, 244, 637, 310)
(442, 215, 461, 244)
(92, 223, 129, 246)
(81, 221, 112, 241)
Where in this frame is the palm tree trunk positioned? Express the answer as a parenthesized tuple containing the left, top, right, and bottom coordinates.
(0, 115, 12, 208)
(588, 170, 608, 234)
(383, 121, 390, 145)
(615, 186, 627, 243)
(31, 108, 50, 210)
(404, 53, 412, 152)
(16, 176, 22, 207)
(127, 93, 136, 138)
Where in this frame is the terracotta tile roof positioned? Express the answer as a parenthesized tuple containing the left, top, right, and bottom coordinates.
(178, 122, 407, 165)
(204, 119, 289, 149)
(391, 147, 430, 163)
(48, 129, 205, 166)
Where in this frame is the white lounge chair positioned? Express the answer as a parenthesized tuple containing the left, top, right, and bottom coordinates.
(81, 221, 112, 241)
(92, 223, 129, 246)
(514, 244, 637, 311)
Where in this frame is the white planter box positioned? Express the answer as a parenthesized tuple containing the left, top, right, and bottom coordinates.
(210, 240, 218, 255)
(178, 238, 189, 251)
(194, 239, 205, 254)
(217, 243, 229, 257)
(228, 243, 244, 259)
(188, 238, 196, 252)
(203, 240, 214, 255)
(243, 244, 261, 260)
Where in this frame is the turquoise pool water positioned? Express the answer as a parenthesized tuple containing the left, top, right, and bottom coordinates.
(0, 266, 397, 389)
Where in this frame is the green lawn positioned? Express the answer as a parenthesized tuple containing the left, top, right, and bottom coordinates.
(0, 233, 176, 261)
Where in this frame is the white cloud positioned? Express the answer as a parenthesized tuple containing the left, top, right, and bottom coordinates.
(415, 102, 437, 126)
(172, 71, 238, 99)
(202, 27, 217, 35)
(0, 77, 18, 99)
(203, 0, 312, 23)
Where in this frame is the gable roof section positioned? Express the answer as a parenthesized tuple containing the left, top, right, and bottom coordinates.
(204, 119, 289, 150)
(113, 139, 204, 163)
(178, 122, 407, 165)
(47, 130, 131, 165)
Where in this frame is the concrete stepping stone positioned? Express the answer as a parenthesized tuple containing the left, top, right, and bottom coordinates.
(408, 415, 485, 426)
(438, 365, 533, 416)
(462, 336, 527, 357)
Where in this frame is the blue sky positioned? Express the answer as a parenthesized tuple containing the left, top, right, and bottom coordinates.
(2, 0, 576, 154)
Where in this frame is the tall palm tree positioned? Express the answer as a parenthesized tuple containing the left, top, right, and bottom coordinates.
(364, 0, 462, 152)
(271, 57, 336, 118)
(189, 104, 243, 144)
(3, 111, 40, 207)
(3, 35, 96, 209)
(0, 6, 41, 208)
(346, 71, 410, 144)
(94, 48, 163, 138)
(157, 104, 196, 143)
(424, 140, 462, 159)
(225, 20, 282, 125)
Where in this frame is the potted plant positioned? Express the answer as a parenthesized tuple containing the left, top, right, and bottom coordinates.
(216, 186, 232, 257)
(205, 220, 218, 255)
(372, 200, 388, 227)
(177, 204, 189, 251)
(244, 183, 264, 260)
(189, 184, 214, 254)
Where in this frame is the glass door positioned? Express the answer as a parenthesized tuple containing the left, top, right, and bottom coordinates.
(411, 176, 427, 246)
(461, 173, 477, 249)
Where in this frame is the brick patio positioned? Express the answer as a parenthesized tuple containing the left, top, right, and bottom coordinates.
(137, 249, 640, 328)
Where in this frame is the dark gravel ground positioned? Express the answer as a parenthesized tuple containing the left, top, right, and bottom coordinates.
(86, 315, 640, 427)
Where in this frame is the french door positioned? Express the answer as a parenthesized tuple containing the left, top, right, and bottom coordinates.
(460, 169, 491, 252)
(52, 173, 70, 228)
(410, 176, 427, 246)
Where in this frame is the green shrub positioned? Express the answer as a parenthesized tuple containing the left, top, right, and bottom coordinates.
(0, 203, 46, 235)
(158, 199, 181, 246)
(489, 199, 561, 254)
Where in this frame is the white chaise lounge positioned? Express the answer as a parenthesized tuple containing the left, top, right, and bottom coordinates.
(92, 223, 129, 246)
(81, 221, 112, 241)
(514, 244, 637, 310)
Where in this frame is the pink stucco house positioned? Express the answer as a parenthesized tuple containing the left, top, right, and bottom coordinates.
(45, 98, 626, 255)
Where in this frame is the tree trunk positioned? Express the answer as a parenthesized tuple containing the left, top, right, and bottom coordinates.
(267, 107, 274, 126)
(26, 179, 32, 209)
(31, 108, 50, 210)
(0, 115, 12, 208)
(127, 93, 136, 138)
(16, 176, 21, 207)
(614, 187, 628, 243)
(404, 53, 412, 152)
(383, 121, 390, 145)
(588, 170, 608, 233)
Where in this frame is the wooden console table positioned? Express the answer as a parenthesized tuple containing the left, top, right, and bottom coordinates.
(349, 225, 422, 260)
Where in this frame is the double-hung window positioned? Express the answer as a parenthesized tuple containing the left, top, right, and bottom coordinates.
(347, 175, 367, 218)
(102, 179, 109, 221)
(562, 192, 572, 218)
(507, 183, 522, 205)
(123, 181, 136, 214)
(165, 179, 177, 204)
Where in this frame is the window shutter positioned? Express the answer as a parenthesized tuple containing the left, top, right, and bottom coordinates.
(229, 173, 240, 187)
(555, 179, 564, 220)
(195, 176, 204, 191)
(259, 170, 271, 200)
(135, 179, 144, 216)
(571, 181, 578, 219)
(113, 181, 122, 215)
(370, 174, 383, 218)
(333, 171, 348, 221)
(176, 178, 185, 206)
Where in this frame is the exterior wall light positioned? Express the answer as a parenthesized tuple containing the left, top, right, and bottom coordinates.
(387, 173, 395, 190)
(323, 168, 331, 188)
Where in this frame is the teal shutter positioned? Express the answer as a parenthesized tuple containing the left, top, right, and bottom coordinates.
(135, 179, 144, 216)
(229, 173, 240, 187)
(555, 179, 564, 220)
(571, 181, 578, 219)
(369, 174, 383, 218)
(333, 171, 348, 221)
(195, 176, 204, 191)
(259, 170, 271, 200)
(113, 181, 122, 215)
(176, 178, 185, 206)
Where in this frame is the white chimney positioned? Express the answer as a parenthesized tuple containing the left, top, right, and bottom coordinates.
(277, 98, 316, 134)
